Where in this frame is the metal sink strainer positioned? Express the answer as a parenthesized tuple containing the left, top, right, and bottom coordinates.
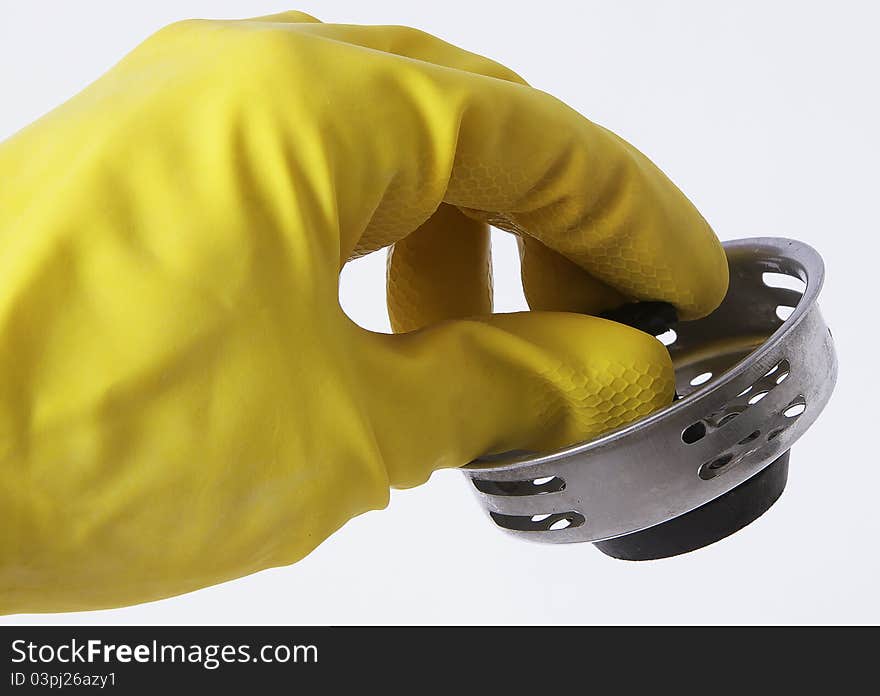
(464, 237, 837, 559)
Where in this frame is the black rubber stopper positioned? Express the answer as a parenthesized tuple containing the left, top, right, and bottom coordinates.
(600, 301, 679, 336)
(594, 451, 790, 560)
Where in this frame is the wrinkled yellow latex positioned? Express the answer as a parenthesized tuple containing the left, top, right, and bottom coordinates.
(0, 12, 728, 614)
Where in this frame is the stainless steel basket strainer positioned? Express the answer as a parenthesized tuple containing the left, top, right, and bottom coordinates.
(464, 237, 837, 559)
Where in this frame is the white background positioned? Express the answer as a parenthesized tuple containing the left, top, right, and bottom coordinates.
(1, 0, 877, 625)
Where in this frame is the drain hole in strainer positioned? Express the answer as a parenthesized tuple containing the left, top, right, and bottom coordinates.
(715, 411, 741, 427)
(472, 476, 565, 496)
(767, 428, 786, 441)
(699, 454, 733, 480)
(776, 305, 796, 321)
(681, 421, 707, 444)
(783, 395, 807, 418)
(655, 328, 677, 346)
(690, 372, 712, 386)
(490, 511, 585, 532)
(748, 390, 770, 405)
(738, 430, 761, 445)
(763, 272, 806, 294)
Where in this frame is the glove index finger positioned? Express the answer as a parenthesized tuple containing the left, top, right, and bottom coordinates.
(441, 79, 728, 320)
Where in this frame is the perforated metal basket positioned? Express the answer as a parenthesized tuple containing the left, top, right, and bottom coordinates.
(464, 237, 837, 559)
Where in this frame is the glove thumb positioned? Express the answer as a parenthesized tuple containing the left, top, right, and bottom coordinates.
(353, 311, 674, 488)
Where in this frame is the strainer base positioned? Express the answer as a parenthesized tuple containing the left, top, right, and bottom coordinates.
(593, 451, 790, 561)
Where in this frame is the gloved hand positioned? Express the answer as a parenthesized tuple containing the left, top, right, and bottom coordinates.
(0, 12, 728, 614)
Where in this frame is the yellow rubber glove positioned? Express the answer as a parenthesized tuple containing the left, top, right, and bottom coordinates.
(0, 12, 728, 615)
